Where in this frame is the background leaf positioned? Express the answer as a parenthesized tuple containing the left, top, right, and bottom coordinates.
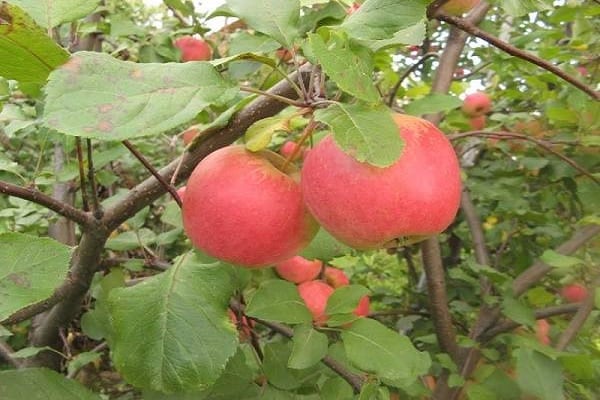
(8, 0, 99, 28)
(43, 52, 238, 140)
(245, 280, 312, 324)
(300, 228, 353, 262)
(314, 103, 403, 167)
(0, 233, 71, 321)
(108, 252, 239, 393)
(0, 368, 101, 399)
(288, 324, 328, 369)
(515, 348, 564, 400)
(404, 94, 462, 116)
(244, 116, 288, 152)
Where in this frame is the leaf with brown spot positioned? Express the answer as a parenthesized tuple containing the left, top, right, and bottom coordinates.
(43, 52, 239, 140)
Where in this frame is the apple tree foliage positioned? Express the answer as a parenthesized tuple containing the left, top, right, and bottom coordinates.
(0, 0, 599, 399)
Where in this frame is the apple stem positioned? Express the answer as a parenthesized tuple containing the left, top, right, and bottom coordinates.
(281, 118, 317, 170)
(240, 86, 306, 108)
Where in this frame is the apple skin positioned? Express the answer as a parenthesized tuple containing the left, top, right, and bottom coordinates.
(182, 145, 318, 267)
(469, 115, 486, 130)
(462, 92, 492, 117)
(176, 186, 186, 202)
(182, 127, 200, 145)
(301, 113, 461, 249)
(354, 295, 370, 317)
(298, 280, 335, 325)
(280, 141, 302, 160)
(324, 267, 350, 288)
(535, 319, 551, 345)
(441, 0, 480, 15)
(275, 256, 322, 284)
(174, 36, 212, 62)
(560, 284, 588, 303)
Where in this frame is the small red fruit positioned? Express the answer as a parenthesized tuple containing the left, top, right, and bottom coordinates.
(324, 267, 350, 288)
(298, 280, 335, 325)
(174, 36, 212, 62)
(301, 113, 461, 249)
(462, 92, 492, 117)
(280, 141, 302, 160)
(275, 256, 322, 284)
(182, 145, 318, 267)
(228, 309, 255, 341)
(469, 115, 486, 130)
(560, 284, 588, 303)
(535, 319, 551, 345)
(354, 296, 370, 317)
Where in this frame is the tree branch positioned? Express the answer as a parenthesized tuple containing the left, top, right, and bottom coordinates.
(387, 52, 439, 107)
(435, 12, 600, 101)
(0, 339, 22, 368)
(0, 180, 94, 228)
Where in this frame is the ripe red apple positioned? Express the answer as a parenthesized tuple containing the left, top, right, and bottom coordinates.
(182, 145, 318, 267)
(462, 92, 492, 117)
(174, 36, 212, 62)
(298, 280, 335, 325)
(560, 284, 588, 303)
(469, 115, 486, 130)
(324, 267, 350, 288)
(275, 256, 322, 284)
(441, 0, 480, 15)
(301, 113, 461, 249)
(228, 309, 255, 341)
(535, 319, 551, 345)
(182, 127, 200, 145)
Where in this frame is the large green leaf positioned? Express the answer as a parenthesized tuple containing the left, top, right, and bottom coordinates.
(0, 368, 101, 400)
(0, 233, 71, 321)
(226, 0, 300, 47)
(288, 324, 328, 369)
(306, 32, 379, 103)
(314, 102, 403, 167)
(500, 0, 553, 17)
(0, 3, 69, 93)
(108, 252, 239, 393)
(7, 0, 99, 28)
(43, 52, 238, 141)
(340, 0, 426, 42)
(341, 318, 430, 382)
(245, 280, 312, 324)
(515, 349, 564, 400)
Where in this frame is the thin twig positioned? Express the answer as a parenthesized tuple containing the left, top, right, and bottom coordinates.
(0, 180, 94, 228)
(387, 52, 439, 107)
(122, 140, 182, 208)
(435, 12, 600, 100)
(240, 86, 306, 107)
(75, 137, 90, 212)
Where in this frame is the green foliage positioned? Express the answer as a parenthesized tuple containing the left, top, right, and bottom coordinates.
(0, 368, 101, 399)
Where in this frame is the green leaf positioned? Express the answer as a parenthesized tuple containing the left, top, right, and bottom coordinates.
(360, 23, 426, 51)
(540, 249, 584, 268)
(300, 228, 353, 262)
(314, 102, 403, 167)
(8, 0, 99, 28)
(341, 318, 431, 381)
(67, 351, 102, 377)
(404, 94, 462, 116)
(263, 342, 319, 390)
(500, 0, 553, 17)
(288, 324, 328, 369)
(320, 377, 354, 400)
(326, 285, 369, 315)
(0, 3, 69, 93)
(43, 52, 238, 141)
(0, 325, 12, 337)
(10, 346, 54, 359)
(245, 280, 312, 324)
(0, 368, 101, 399)
(0, 233, 71, 321)
(515, 348, 564, 400)
(340, 0, 426, 41)
(108, 252, 239, 393)
(244, 116, 288, 152)
(306, 32, 379, 103)
(501, 296, 535, 327)
(226, 0, 300, 47)
(105, 228, 157, 251)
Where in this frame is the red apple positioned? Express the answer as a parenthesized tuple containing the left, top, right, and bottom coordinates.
(354, 295, 370, 317)
(280, 141, 302, 160)
(535, 319, 551, 345)
(301, 113, 461, 249)
(275, 256, 322, 284)
(228, 309, 255, 341)
(560, 284, 588, 303)
(182, 145, 318, 267)
(298, 280, 334, 325)
(176, 186, 186, 202)
(324, 267, 350, 288)
(182, 127, 200, 145)
(462, 92, 492, 117)
(469, 115, 486, 130)
(174, 36, 212, 62)
(441, 0, 480, 15)
(576, 66, 589, 77)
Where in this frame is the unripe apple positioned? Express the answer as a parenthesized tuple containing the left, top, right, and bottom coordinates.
(324, 267, 350, 288)
(535, 319, 551, 345)
(301, 113, 461, 249)
(469, 115, 486, 130)
(174, 36, 212, 62)
(182, 145, 318, 267)
(182, 127, 200, 145)
(462, 92, 492, 117)
(275, 256, 322, 284)
(298, 280, 334, 325)
(560, 284, 588, 303)
(441, 0, 480, 16)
